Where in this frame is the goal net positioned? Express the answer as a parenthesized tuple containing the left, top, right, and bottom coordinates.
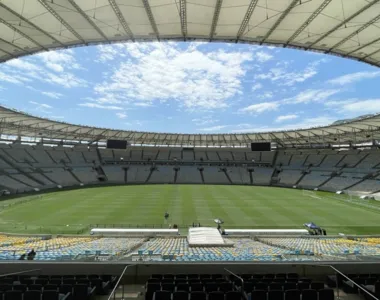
(327, 192, 380, 212)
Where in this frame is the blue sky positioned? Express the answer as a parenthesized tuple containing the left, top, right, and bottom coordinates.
(0, 42, 379, 134)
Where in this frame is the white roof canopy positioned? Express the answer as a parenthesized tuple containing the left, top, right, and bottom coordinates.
(1, 106, 379, 147)
(0, 0, 379, 67)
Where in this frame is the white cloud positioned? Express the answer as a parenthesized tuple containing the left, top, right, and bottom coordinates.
(240, 102, 279, 114)
(29, 101, 53, 112)
(328, 71, 380, 85)
(283, 89, 341, 104)
(29, 101, 51, 108)
(41, 91, 63, 99)
(45, 72, 87, 88)
(258, 91, 273, 99)
(5, 59, 41, 71)
(339, 99, 380, 115)
(231, 116, 335, 133)
(198, 125, 228, 132)
(134, 102, 153, 107)
(255, 51, 273, 63)
(94, 43, 253, 110)
(116, 112, 128, 119)
(37, 49, 81, 72)
(255, 59, 326, 86)
(0, 71, 32, 84)
(252, 83, 262, 91)
(192, 117, 218, 126)
(0, 52, 86, 89)
(78, 103, 123, 110)
(96, 44, 127, 62)
(275, 114, 298, 123)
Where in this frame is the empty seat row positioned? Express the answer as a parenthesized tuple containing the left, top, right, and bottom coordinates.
(233, 274, 299, 280)
(241, 282, 325, 292)
(249, 288, 334, 300)
(152, 275, 225, 280)
(4, 282, 110, 296)
(147, 282, 234, 293)
(148, 279, 231, 285)
(0, 290, 67, 300)
(152, 290, 242, 300)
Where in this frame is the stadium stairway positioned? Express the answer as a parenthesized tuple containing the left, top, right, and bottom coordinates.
(67, 168, 81, 184)
(334, 155, 347, 168)
(124, 168, 128, 183)
(295, 171, 307, 186)
(352, 153, 370, 168)
(146, 167, 154, 183)
(45, 150, 58, 164)
(96, 148, 103, 163)
(199, 168, 205, 184)
(317, 173, 335, 189)
(0, 150, 45, 186)
(343, 173, 373, 191)
(38, 169, 57, 185)
(248, 170, 253, 185)
(316, 154, 328, 167)
(174, 168, 179, 184)
(222, 169, 232, 184)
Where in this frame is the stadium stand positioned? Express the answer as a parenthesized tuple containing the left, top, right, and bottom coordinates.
(176, 166, 202, 184)
(0, 142, 379, 198)
(202, 167, 229, 184)
(149, 166, 175, 183)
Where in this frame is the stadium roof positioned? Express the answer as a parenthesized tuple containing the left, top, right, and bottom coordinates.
(0, 0, 379, 67)
(1, 106, 380, 147)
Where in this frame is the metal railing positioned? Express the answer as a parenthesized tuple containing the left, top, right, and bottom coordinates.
(108, 264, 135, 300)
(0, 268, 41, 278)
(310, 264, 379, 300)
(224, 268, 244, 298)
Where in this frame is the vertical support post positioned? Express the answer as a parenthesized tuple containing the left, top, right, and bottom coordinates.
(335, 271, 340, 299)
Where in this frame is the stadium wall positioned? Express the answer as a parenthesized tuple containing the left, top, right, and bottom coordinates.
(2, 261, 380, 279)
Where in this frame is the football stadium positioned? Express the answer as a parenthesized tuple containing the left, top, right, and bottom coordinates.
(0, 0, 380, 300)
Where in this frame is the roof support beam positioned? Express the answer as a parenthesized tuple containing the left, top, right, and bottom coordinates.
(179, 0, 187, 40)
(0, 20, 47, 50)
(66, 0, 109, 42)
(0, 47, 15, 59)
(0, 3, 65, 48)
(260, 0, 299, 45)
(0, 37, 25, 55)
(285, 0, 332, 46)
(209, 0, 223, 41)
(142, 0, 160, 40)
(326, 14, 380, 53)
(345, 36, 380, 57)
(38, 0, 86, 44)
(361, 48, 380, 60)
(306, 0, 380, 49)
(108, 0, 134, 40)
(236, 0, 259, 41)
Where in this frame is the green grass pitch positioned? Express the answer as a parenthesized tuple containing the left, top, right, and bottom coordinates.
(0, 185, 379, 235)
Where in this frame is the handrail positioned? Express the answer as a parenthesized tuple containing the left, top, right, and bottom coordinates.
(327, 265, 379, 300)
(310, 264, 379, 300)
(224, 268, 244, 297)
(0, 268, 41, 278)
(107, 264, 135, 300)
